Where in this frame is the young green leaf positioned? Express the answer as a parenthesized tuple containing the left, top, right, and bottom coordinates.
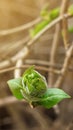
(68, 26, 73, 33)
(68, 5, 73, 15)
(22, 66, 47, 97)
(30, 5, 73, 38)
(30, 20, 49, 38)
(49, 7, 59, 20)
(7, 78, 24, 99)
(40, 3, 49, 17)
(32, 88, 71, 108)
(29, 8, 59, 38)
(7, 66, 71, 109)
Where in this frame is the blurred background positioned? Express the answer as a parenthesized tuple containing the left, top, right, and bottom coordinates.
(0, 0, 73, 130)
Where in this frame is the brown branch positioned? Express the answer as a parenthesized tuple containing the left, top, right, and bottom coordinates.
(14, 59, 23, 78)
(27, 14, 71, 47)
(62, 17, 69, 49)
(66, 122, 73, 130)
(1, 59, 73, 73)
(48, 0, 70, 87)
(0, 13, 72, 70)
(25, 59, 73, 72)
(0, 96, 26, 107)
(54, 43, 73, 88)
(48, 24, 61, 87)
(0, 64, 60, 75)
(54, 0, 71, 88)
(61, 0, 70, 50)
(0, 46, 29, 69)
(0, 17, 41, 36)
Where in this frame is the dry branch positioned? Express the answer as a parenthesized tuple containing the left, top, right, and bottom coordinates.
(61, 0, 70, 50)
(0, 17, 41, 36)
(0, 13, 72, 70)
(14, 59, 23, 78)
(0, 64, 60, 75)
(48, 0, 70, 87)
(54, 43, 73, 88)
(0, 96, 22, 107)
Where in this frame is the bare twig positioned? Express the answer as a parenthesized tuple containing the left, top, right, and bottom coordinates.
(1, 59, 73, 74)
(0, 96, 16, 106)
(66, 122, 73, 130)
(0, 96, 25, 107)
(62, 17, 69, 49)
(48, 24, 61, 87)
(61, 0, 70, 50)
(54, 44, 73, 88)
(25, 59, 73, 72)
(0, 46, 29, 69)
(0, 17, 41, 36)
(48, 0, 70, 87)
(14, 59, 23, 78)
(27, 14, 71, 47)
(53, 0, 72, 88)
(0, 13, 72, 69)
(0, 64, 60, 74)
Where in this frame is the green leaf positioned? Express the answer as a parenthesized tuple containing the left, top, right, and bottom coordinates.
(49, 7, 59, 20)
(30, 4, 73, 39)
(68, 26, 73, 33)
(30, 20, 49, 38)
(68, 5, 73, 15)
(40, 3, 49, 17)
(30, 8, 60, 38)
(7, 78, 24, 99)
(7, 66, 71, 109)
(22, 66, 47, 97)
(33, 88, 71, 108)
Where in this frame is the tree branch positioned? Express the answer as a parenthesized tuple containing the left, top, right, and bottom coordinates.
(48, 0, 70, 87)
(54, 43, 73, 88)
(0, 13, 72, 69)
(0, 17, 41, 36)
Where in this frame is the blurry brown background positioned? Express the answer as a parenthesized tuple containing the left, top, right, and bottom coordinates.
(0, 0, 73, 130)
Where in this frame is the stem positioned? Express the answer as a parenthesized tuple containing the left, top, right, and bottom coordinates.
(48, 0, 70, 87)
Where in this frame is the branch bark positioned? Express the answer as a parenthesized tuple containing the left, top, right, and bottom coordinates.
(0, 13, 72, 69)
(54, 43, 73, 88)
(48, 0, 70, 87)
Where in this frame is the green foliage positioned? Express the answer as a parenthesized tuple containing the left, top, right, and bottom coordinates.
(7, 66, 71, 109)
(30, 5, 73, 38)
(68, 26, 73, 33)
(7, 78, 24, 99)
(40, 3, 49, 18)
(30, 20, 49, 38)
(68, 5, 73, 15)
(49, 7, 59, 20)
(32, 88, 70, 108)
(30, 7, 59, 38)
(22, 66, 47, 97)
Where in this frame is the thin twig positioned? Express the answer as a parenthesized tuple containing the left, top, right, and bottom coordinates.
(0, 17, 41, 36)
(0, 96, 26, 107)
(61, 0, 70, 50)
(0, 46, 29, 69)
(54, 0, 71, 88)
(27, 14, 71, 47)
(62, 17, 69, 49)
(54, 44, 73, 88)
(48, 0, 70, 87)
(14, 59, 23, 78)
(1, 60, 73, 74)
(25, 59, 73, 72)
(0, 64, 60, 74)
(0, 96, 19, 106)
(66, 122, 73, 130)
(0, 13, 72, 69)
